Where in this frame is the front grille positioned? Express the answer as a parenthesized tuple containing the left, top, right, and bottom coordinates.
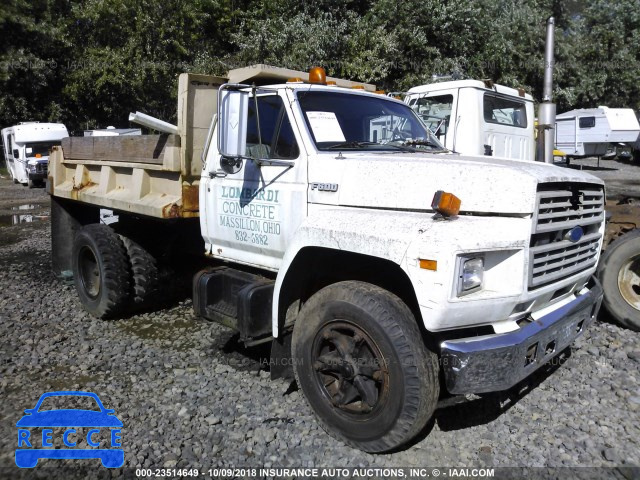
(529, 183, 604, 289)
(35, 162, 47, 174)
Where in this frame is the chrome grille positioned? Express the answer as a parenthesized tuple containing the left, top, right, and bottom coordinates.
(529, 183, 604, 289)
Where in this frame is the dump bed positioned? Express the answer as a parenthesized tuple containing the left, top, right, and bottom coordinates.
(48, 65, 374, 219)
(48, 73, 224, 218)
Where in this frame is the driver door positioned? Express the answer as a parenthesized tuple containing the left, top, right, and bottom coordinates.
(201, 92, 307, 271)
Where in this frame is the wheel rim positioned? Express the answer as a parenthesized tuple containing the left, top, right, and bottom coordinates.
(618, 254, 640, 311)
(311, 320, 389, 416)
(79, 246, 101, 299)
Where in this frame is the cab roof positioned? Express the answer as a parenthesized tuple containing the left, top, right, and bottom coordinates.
(408, 79, 534, 102)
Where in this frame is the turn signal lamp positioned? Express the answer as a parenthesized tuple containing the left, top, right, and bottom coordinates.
(309, 67, 326, 84)
(419, 259, 437, 271)
(431, 190, 461, 217)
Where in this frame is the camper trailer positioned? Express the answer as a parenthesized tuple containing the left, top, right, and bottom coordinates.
(555, 107, 640, 158)
(1, 122, 69, 187)
(405, 80, 535, 161)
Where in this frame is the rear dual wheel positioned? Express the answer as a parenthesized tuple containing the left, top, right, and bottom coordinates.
(292, 281, 439, 452)
(72, 224, 162, 318)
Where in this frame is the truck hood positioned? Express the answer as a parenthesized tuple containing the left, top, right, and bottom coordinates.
(26, 156, 49, 166)
(322, 152, 604, 215)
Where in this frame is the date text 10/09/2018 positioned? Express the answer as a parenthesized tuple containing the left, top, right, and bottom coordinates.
(135, 467, 496, 478)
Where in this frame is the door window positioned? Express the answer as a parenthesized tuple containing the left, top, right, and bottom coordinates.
(246, 95, 299, 159)
(483, 93, 527, 128)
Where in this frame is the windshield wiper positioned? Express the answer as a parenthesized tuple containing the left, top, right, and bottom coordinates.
(399, 138, 449, 152)
(325, 141, 381, 150)
(326, 141, 417, 152)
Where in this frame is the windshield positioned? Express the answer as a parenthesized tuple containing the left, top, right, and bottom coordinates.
(297, 91, 445, 152)
(25, 142, 59, 157)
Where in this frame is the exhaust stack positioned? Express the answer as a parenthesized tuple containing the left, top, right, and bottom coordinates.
(536, 17, 556, 163)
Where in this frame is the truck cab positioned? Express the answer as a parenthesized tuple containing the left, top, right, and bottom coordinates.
(405, 80, 535, 161)
(1, 122, 69, 187)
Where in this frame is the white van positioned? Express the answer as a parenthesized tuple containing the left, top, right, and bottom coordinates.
(1, 122, 69, 187)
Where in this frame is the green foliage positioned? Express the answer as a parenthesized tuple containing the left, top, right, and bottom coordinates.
(1, 0, 639, 133)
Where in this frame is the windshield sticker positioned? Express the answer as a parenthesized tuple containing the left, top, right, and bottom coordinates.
(305, 112, 346, 143)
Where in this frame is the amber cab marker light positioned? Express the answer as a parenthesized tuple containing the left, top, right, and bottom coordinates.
(326, 80, 337, 86)
(287, 77, 303, 83)
(419, 259, 438, 271)
(431, 190, 461, 218)
(35, 154, 42, 158)
(308, 67, 326, 85)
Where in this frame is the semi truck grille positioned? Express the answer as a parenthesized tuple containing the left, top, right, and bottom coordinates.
(529, 183, 604, 289)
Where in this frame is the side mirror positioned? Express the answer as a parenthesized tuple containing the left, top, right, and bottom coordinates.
(217, 87, 249, 158)
(13, 149, 19, 159)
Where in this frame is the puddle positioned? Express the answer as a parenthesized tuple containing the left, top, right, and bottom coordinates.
(12, 203, 44, 211)
(0, 203, 49, 226)
(0, 213, 49, 226)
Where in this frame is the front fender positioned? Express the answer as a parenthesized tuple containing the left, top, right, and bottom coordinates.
(272, 206, 426, 336)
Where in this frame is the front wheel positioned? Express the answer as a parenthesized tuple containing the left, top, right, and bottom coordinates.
(292, 281, 439, 452)
(72, 224, 131, 319)
(598, 229, 640, 331)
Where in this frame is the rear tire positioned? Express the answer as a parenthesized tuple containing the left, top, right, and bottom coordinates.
(120, 235, 161, 312)
(292, 281, 439, 452)
(72, 224, 131, 319)
(597, 229, 640, 331)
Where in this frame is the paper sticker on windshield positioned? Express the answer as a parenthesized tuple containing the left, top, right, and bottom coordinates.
(306, 112, 346, 143)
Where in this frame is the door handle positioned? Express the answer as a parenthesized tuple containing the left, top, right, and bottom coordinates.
(209, 170, 228, 178)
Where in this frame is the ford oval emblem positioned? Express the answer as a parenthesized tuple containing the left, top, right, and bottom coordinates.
(565, 226, 584, 243)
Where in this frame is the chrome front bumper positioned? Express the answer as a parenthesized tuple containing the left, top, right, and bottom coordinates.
(440, 277, 603, 394)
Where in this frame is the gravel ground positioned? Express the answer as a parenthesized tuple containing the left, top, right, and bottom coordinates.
(0, 170, 639, 479)
(562, 156, 640, 200)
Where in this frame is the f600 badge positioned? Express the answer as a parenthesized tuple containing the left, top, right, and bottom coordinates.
(310, 182, 339, 192)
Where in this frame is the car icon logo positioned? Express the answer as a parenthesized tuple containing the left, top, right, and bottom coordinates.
(15, 391, 124, 468)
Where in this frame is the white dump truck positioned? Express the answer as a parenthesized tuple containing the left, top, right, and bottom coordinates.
(49, 65, 605, 452)
(2, 122, 69, 187)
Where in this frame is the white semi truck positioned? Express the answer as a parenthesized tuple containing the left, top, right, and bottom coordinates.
(1, 122, 69, 187)
(405, 79, 535, 161)
(49, 66, 605, 452)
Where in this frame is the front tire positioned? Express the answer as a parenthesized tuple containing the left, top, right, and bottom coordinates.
(598, 229, 640, 331)
(292, 281, 439, 452)
(72, 224, 131, 319)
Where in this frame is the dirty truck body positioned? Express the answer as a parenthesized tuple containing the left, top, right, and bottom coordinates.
(49, 68, 605, 452)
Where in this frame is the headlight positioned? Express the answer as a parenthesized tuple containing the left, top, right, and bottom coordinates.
(457, 256, 484, 295)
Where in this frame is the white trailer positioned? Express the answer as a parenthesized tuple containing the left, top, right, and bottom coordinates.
(405, 80, 535, 161)
(555, 106, 640, 157)
(1, 122, 69, 187)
